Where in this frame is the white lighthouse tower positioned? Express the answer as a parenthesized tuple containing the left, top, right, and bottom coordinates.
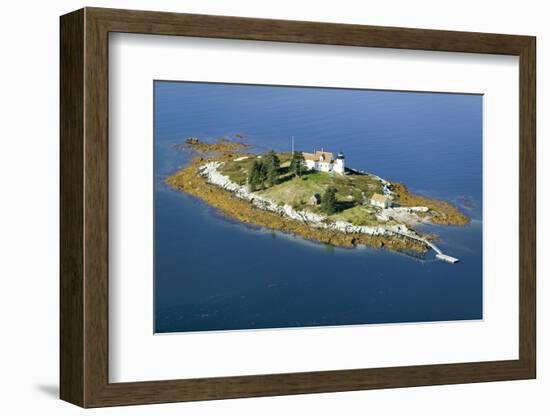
(333, 151, 345, 174)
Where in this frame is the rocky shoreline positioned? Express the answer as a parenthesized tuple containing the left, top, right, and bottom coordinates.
(199, 161, 420, 239)
(166, 157, 429, 253)
(165, 137, 469, 255)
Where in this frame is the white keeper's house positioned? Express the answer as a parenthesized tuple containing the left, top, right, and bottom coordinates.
(302, 149, 345, 174)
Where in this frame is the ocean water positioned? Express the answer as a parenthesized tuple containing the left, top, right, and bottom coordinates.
(154, 81, 483, 333)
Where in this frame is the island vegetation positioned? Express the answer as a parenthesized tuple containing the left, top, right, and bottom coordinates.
(166, 137, 470, 257)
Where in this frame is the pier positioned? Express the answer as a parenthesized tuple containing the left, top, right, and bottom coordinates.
(395, 231, 459, 264)
(435, 253, 460, 263)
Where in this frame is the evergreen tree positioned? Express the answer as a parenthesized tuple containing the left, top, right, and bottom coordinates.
(290, 151, 306, 177)
(248, 161, 261, 191)
(265, 150, 280, 187)
(266, 163, 278, 187)
(321, 187, 338, 215)
(258, 160, 269, 189)
(266, 150, 280, 169)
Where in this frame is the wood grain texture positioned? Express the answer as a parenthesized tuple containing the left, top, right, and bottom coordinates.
(88, 7, 532, 54)
(518, 38, 536, 375)
(59, 7, 537, 408)
(59, 8, 84, 407)
(83, 10, 110, 406)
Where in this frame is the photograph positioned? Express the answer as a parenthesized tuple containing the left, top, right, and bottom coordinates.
(154, 81, 483, 333)
(3, 1, 538, 412)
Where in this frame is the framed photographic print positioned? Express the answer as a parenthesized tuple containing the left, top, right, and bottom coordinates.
(60, 7, 536, 407)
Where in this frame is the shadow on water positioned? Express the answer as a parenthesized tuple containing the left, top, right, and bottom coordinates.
(393, 248, 434, 263)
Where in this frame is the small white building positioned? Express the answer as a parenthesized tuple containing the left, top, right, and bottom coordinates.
(302, 150, 345, 174)
(370, 193, 392, 208)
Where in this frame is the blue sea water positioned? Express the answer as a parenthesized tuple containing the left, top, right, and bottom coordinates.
(154, 81, 483, 333)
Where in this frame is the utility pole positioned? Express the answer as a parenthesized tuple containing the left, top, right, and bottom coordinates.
(291, 136, 294, 153)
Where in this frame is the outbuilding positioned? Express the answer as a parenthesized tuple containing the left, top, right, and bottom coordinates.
(370, 193, 392, 208)
(308, 193, 322, 206)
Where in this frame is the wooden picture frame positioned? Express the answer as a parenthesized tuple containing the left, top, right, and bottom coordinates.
(60, 7, 536, 408)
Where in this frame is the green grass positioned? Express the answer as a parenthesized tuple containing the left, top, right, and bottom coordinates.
(257, 169, 382, 205)
(218, 151, 384, 223)
(219, 152, 293, 186)
(218, 156, 256, 185)
(329, 205, 380, 226)
(258, 172, 328, 207)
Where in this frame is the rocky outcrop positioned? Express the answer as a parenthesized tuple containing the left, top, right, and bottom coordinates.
(347, 168, 395, 198)
(376, 206, 430, 224)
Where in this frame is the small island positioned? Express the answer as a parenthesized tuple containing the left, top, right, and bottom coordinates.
(166, 137, 469, 263)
